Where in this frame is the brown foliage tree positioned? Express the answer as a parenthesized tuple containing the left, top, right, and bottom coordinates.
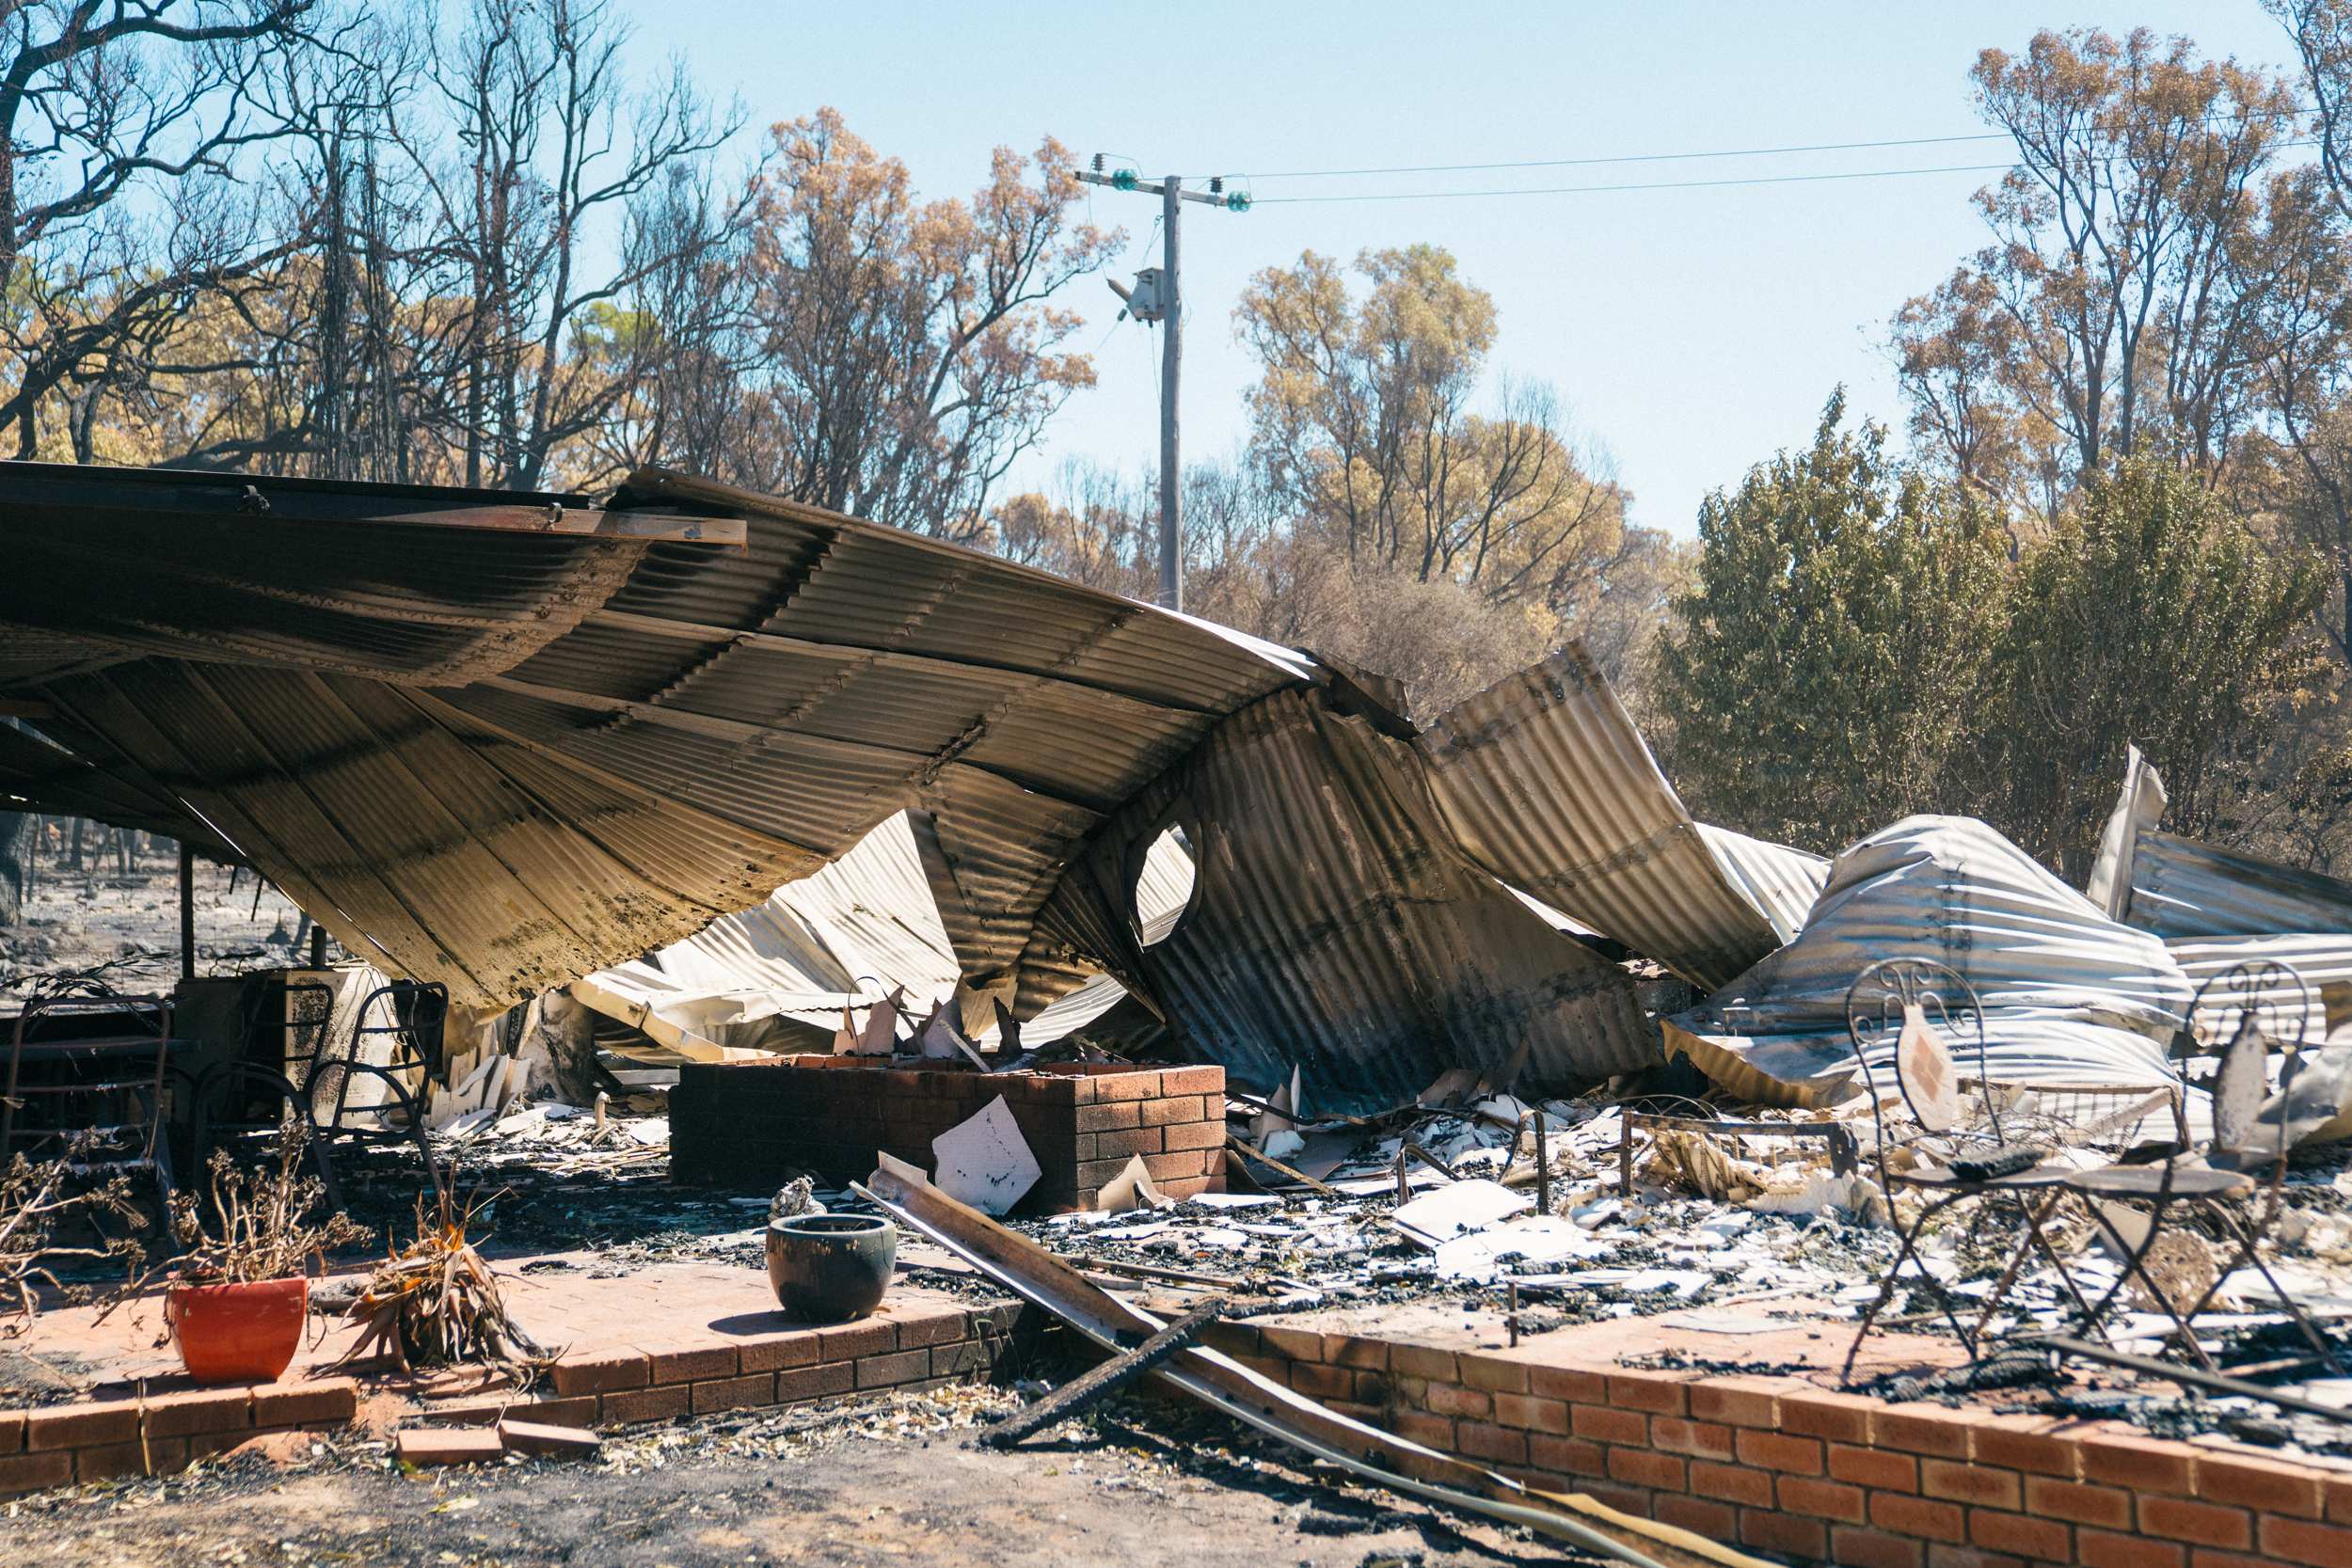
(736, 108, 1119, 541)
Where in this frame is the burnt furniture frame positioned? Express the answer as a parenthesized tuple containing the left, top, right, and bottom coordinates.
(2057, 960, 2344, 1375)
(2, 980, 176, 1213)
(1839, 958, 2093, 1385)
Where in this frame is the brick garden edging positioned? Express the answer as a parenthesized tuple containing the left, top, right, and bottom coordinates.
(672, 1057, 1228, 1211)
(1211, 1320, 2352, 1568)
(0, 1294, 1031, 1497)
(0, 1375, 360, 1493)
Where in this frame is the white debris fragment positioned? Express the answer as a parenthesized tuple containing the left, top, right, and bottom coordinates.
(1391, 1178, 1531, 1247)
(1260, 1129, 1306, 1162)
(1430, 1215, 1613, 1280)
(1744, 1171, 1888, 1226)
(1093, 1154, 1170, 1213)
(931, 1094, 1041, 1215)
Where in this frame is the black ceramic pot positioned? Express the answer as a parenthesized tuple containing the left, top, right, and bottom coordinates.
(766, 1213, 897, 1323)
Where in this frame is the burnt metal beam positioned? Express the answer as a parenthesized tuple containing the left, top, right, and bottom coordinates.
(0, 462, 746, 547)
(2028, 1334, 2352, 1427)
(976, 1298, 1225, 1449)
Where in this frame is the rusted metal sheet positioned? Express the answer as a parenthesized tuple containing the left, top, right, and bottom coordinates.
(0, 463, 1307, 1013)
(0, 463, 693, 687)
(0, 721, 236, 857)
(1417, 644, 1795, 990)
(1, 464, 1646, 1103)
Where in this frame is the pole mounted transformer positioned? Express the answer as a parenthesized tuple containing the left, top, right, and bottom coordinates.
(1079, 158, 1250, 614)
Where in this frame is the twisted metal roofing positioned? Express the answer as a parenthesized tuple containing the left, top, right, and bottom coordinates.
(0, 463, 1667, 1099)
(2086, 747, 2352, 1044)
(1667, 815, 2187, 1106)
(0, 463, 1306, 1010)
(1416, 644, 1806, 990)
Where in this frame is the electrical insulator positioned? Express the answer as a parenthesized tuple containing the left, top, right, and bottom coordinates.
(1112, 168, 1137, 191)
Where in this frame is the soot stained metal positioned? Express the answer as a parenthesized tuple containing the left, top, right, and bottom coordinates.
(0, 462, 1705, 1102)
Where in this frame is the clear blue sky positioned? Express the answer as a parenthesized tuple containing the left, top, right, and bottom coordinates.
(613, 2, 2291, 536)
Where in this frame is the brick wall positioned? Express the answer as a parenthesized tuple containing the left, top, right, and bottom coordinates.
(424, 1296, 1034, 1431)
(1212, 1322, 2352, 1568)
(0, 1375, 359, 1492)
(672, 1057, 1227, 1212)
(0, 1296, 1041, 1497)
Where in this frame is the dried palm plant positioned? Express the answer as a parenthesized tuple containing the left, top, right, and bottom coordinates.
(339, 1187, 547, 1384)
(0, 1134, 148, 1332)
(167, 1117, 371, 1285)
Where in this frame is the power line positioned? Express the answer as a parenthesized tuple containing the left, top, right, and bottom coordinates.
(1196, 105, 2324, 186)
(1251, 161, 2013, 205)
(1248, 139, 2322, 205)
(1207, 132, 2009, 182)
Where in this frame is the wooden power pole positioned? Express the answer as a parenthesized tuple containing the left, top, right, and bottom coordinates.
(1077, 161, 1249, 614)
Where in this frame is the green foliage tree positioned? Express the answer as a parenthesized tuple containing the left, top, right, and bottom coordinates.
(1655, 390, 2010, 853)
(1993, 457, 2327, 873)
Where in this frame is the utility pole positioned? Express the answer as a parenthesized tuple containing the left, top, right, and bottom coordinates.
(1078, 160, 1249, 613)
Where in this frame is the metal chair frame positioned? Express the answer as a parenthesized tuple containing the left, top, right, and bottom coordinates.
(1, 980, 176, 1216)
(2060, 960, 2345, 1376)
(1839, 958, 2097, 1385)
(297, 979, 447, 1199)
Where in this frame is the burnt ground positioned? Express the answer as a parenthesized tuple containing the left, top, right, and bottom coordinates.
(0, 1384, 1607, 1568)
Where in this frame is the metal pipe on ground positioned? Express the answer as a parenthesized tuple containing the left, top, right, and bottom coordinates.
(855, 1155, 1772, 1568)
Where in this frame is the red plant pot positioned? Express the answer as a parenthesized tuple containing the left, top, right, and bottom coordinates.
(166, 1276, 310, 1385)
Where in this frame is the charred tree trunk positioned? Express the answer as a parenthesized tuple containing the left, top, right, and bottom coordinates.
(0, 811, 34, 927)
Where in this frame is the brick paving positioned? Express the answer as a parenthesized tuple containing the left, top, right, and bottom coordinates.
(0, 1251, 1026, 1495)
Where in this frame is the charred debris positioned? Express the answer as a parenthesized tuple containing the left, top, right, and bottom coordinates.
(2, 461, 2350, 1461)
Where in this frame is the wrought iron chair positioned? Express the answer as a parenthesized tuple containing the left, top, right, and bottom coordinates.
(300, 979, 448, 1198)
(185, 978, 346, 1207)
(2055, 959, 2344, 1374)
(1839, 958, 2093, 1384)
(2, 980, 176, 1214)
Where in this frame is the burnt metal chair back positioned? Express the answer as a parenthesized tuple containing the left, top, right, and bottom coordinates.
(2089, 957, 2345, 1376)
(1846, 958, 2006, 1175)
(2185, 958, 2311, 1166)
(1, 980, 175, 1212)
(1839, 958, 2090, 1385)
(299, 978, 447, 1198)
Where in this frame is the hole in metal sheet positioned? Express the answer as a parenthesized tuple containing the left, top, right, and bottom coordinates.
(1133, 823, 1198, 948)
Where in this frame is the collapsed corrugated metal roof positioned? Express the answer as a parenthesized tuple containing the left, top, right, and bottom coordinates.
(1020, 685, 1658, 1112)
(1665, 815, 2187, 1106)
(0, 462, 1308, 1013)
(572, 810, 1189, 1056)
(0, 462, 1663, 1102)
(2086, 746, 2352, 1043)
(1415, 644, 1822, 989)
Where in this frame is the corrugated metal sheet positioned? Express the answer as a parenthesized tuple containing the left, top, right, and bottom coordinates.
(573, 810, 1190, 1054)
(2123, 832, 2352, 942)
(1026, 689, 1656, 1114)
(1415, 643, 1797, 990)
(2083, 748, 2352, 1043)
(1667, 816, 2186, 1106)
(1695, 822, 1828, 943)
(0, 463, 1307, 1011)
(1, 464, 1654, 1101)
(0, 721, 235, 856)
